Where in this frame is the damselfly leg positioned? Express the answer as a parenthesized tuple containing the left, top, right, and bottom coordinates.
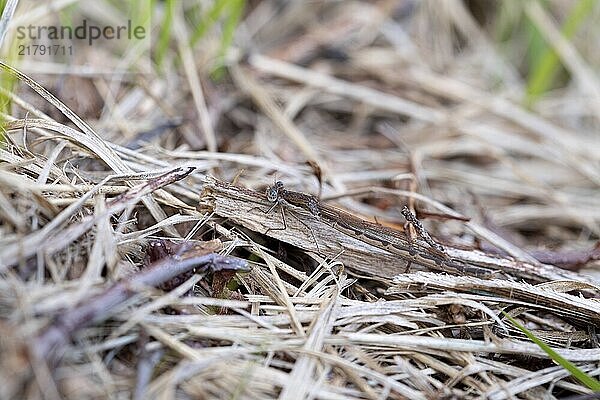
(256, 180, 322, 254)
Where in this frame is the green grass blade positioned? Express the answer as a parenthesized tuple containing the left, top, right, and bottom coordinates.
(155, 0, 175, 68)
(211, 0, 245, 79)
(502, 311, 600, 391)
(189, 0, 230, 47)
(525, 0, 596, 105)
(0, 0, 19, 141)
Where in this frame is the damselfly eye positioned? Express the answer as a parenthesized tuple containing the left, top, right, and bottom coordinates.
(266, 187, 278, 202)
(275, 181, 284, 189)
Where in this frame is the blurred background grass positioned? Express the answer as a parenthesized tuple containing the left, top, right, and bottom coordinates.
(1, 0, 598, 115)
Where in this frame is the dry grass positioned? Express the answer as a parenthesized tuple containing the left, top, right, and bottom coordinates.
(1, 1, 599, 399)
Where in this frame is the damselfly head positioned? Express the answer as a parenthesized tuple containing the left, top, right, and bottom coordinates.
(266, 186, 279, 202)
